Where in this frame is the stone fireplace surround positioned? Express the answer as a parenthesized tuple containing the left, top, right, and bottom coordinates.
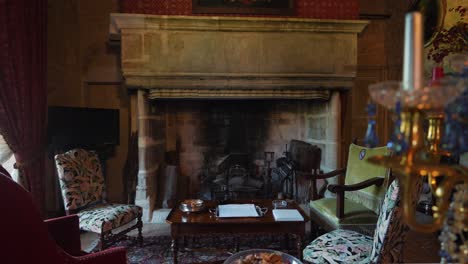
(110, 14, 367, 221)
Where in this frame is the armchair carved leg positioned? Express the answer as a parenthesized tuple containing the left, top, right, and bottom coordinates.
(296, 234, 303, 260)
(100, 231, 110, 250)
(235, 236, 240, 252)
(182, 236, 187, 248)
(282, 234, 290, 250)
(171, 238, 178, 264)
(309, 221, 320, 240)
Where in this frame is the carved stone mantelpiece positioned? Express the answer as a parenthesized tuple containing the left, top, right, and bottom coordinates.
(110, 14, 368, 99)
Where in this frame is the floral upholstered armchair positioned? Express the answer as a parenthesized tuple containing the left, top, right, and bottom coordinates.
(55, 148, 143, 250)
(303, 180, 407, 263)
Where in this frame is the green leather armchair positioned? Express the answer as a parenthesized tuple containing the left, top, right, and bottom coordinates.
(308, 144, 391, 236)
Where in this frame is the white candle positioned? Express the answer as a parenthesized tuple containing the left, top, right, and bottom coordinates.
(402, 12, 424, 91)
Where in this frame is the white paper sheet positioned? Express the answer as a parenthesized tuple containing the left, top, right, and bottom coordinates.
(272, 209, 304, 221)
(218, 204, 259, 218)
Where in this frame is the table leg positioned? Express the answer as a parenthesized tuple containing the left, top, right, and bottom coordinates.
(172, 238, 178, 264)
(282, 234, 290, 250)
(296, 235, 303, 260)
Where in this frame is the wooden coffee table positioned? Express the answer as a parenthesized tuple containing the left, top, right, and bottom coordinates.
(166, 199, 309, 263)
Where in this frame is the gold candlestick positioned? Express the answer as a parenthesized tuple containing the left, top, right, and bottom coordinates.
(368, 108, 466, 233)
(426, 112, 444, 155)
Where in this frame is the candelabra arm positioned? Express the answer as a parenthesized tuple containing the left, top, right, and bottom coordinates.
(400, 173, 454, 233)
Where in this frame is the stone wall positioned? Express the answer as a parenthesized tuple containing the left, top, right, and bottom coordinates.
(305, 92, 340, 172)
(134, 90, 165, 220)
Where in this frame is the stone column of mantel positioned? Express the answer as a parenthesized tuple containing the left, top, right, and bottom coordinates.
(136, 89, 158, 222)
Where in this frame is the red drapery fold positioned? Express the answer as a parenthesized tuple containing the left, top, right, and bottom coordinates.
(0, 0, 47, 211)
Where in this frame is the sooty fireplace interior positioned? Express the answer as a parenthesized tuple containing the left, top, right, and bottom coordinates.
(151, 99, 332, 203)
(200, 152, 264, 200)
(197, 139, 322, 202)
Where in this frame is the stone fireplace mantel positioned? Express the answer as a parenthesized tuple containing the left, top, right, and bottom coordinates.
(110, 13, 368, 99)
(109, 14, 368, 222)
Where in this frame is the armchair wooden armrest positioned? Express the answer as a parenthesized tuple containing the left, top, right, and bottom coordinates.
(328, 177, 385, 193)
(327, 177, 385, 219)
(45, 214, 82, 256)
(314, 168, 346, 180)
(306, 168, 346, 200)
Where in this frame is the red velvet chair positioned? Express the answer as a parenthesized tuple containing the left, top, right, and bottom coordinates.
(0, 164, 10, 178)
(0, 171, 127, 264)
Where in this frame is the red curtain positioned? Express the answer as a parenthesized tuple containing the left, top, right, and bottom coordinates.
(0, 0, 47, 211)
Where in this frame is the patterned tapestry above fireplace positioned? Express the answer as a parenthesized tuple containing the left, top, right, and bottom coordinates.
(120, 0, 359, 19)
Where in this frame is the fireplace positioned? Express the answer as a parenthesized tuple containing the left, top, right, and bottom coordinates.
(153, 99, 333, 202)
(110, 14, 368, 221)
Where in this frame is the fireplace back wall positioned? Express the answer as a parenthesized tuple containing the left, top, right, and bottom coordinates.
(152, 98, 337, 201)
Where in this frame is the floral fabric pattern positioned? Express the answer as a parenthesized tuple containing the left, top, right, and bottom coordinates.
(55, 149, 105, 211)
(78, 203, 142, 233)
(369, 180, 405, 264)
(304, 180, 403, 264)
(303, 229, 373, 263)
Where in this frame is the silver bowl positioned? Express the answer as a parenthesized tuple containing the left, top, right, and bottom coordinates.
(223, 249, 303, 264)
(179, 199, 205, 213)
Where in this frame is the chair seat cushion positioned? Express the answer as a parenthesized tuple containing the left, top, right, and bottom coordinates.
(310, 198, 378, 229)
(77, 203, 142, 233)
(303, 229, 373, 264)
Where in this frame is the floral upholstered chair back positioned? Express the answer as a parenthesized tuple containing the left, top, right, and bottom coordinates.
(368, 179, 407, 263)
(302, 180, 408, 264)
(55, 149, 105, 212)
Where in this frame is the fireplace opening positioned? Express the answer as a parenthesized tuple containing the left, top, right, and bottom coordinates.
(148, 98, 338, 207)
(202, 152, 264, 201)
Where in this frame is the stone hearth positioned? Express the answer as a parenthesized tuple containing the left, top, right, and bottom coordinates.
(109, 14, 367, 221)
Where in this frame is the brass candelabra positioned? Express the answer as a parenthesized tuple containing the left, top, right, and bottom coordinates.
(367, 12, 467, 262)
(367, 107, 467, 233)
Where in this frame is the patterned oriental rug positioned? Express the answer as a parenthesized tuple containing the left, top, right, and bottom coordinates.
(110, 235, 299, 264)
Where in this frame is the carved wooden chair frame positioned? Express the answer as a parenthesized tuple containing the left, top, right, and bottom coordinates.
(65, 207, 143, 250)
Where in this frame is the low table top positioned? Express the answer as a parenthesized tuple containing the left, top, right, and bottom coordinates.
(166, 199, 309, 225)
